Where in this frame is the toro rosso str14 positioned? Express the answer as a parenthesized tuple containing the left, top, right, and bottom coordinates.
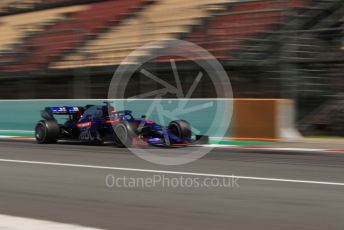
(34, 103, 206, 147)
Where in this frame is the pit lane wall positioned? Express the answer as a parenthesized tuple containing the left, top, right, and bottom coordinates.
(0, 99, 301, 141)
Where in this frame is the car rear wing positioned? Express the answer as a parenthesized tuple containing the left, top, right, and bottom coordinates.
(49, 106, 82, 114)
(41, 106, 84, 120)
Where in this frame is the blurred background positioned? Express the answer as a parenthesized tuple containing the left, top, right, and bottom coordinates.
(0, 0, 343, 137)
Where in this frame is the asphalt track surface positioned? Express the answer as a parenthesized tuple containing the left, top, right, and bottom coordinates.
(0, 140, 344, 229)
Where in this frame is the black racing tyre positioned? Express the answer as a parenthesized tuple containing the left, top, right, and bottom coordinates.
(35, 120, 60, 144)
(113, 122, 135, 148)
(168, 120, 192, 139)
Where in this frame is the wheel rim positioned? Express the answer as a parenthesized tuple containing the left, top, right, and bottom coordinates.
(35, 124, 45, 141)
(115, 125, 127, 145)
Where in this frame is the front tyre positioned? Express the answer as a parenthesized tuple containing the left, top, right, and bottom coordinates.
(35, 120, 60, 144)
(113, 122, 135, 148)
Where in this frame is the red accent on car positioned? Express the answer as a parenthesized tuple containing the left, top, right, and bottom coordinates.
(77, 122, 92, 128)
(104, 120, 120, 125)
(146, 120, 154, 124)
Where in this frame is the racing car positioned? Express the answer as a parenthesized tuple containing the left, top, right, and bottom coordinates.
(34, 102, 201, 147)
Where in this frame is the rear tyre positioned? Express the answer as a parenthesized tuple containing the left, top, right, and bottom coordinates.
(168, 120, 192, 139)
(113, 122, 135, 148)
(35, 120, 60, 144)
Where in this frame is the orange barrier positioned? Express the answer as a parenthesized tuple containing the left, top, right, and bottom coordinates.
(232, 99, 301, 141)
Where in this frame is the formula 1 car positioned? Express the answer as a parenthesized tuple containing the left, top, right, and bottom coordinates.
(34, 102, 200, 147)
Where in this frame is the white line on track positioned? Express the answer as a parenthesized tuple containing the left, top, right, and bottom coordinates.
(206, 144, 331, 152)
(0, 158, 344, 186)
(0, 136, 35, 140)
(0, 136, 17, 138)
(0, 214, 103, 230)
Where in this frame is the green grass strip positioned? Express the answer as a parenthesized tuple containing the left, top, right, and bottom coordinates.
(210, 139, 276, 146)
(0, 132, 34, 137)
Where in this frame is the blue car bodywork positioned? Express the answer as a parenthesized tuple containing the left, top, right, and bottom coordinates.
(35, 103, 194, 147)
